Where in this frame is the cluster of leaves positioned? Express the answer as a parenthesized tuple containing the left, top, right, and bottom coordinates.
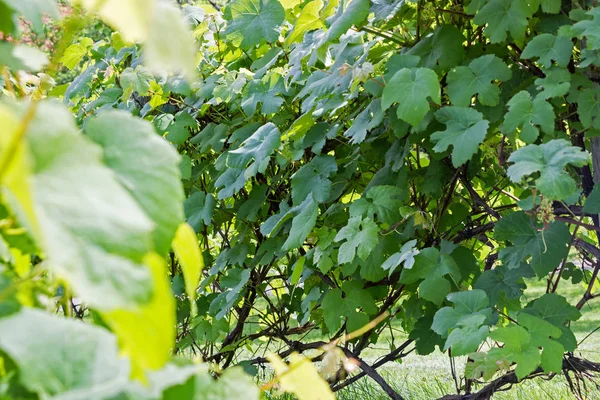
(3, 0, 600, 399)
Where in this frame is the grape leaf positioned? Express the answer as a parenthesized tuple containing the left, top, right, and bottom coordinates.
(335, 216, 380, 264)
(0, 309, 129, 398)
(291, 155, 338, 204)
(284, 0, 324, 46)
(507, 139, 590, 199)
(431, 106, 490, 167)
(86, 110, 185, 255)
(224, 0, 285, 49)
(521, 33, 573, 68)
(61, 37, 93, 70)
(321, 281, 377, 333)
(494, 211, 570, 277)
(227, 122, 281, 179)
(534, 68, 571, 100)
(473, 0, 532, 44)
(400, 247, 462, 305)
(584, 185, 600, 214)
(166, 112, 198, 145)
(407, 25, 465, 72)
(503, 91, 555, 143)
(320, 0, 370, 45)
(474, 263, 534, 307)
(432, 290, 493, 356)
(577, 87, 600, 129)
(344, 99, 385, 144)
(382, 67, 440, 127)
(350, 185, 406, 224)
(172, 223, 204, 305)
(184, 191, 215, 232)
(120, 66, 153, 100)
(446, 54, 512, 107)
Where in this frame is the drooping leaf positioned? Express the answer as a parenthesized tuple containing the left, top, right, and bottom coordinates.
(172, 223, 204, 305)
(291, 155, 338, 204)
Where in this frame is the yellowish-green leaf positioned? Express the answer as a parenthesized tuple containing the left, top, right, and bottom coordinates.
(0, 105, 40, 242)
(285, 0, 324, 46)
(268, 352, 334, 400)
(60, 37, 93, 70)
(101, 253, 175, 381)
(172, 223, 204, 306)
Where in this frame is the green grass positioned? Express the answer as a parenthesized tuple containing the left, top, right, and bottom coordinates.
(265, 278, 600, 399)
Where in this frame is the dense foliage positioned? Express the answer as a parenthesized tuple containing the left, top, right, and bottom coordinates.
(2, 0, 600, 399)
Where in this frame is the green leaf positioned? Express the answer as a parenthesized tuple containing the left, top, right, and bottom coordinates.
(334, 216, 380, 264)
(184, 191, 215, 232)
(523, 293, 581, 326)
(382, 67, 440, 127)
(191, 123, 228, 153)
(475, 263, 534, 307)
(321, 281, 377, 333)
(120, 66, 153, 100)
(584, 185, 600, 214)
(241, 77, 285, 116)
(284, 196, 319, 250)
(0, 42, 48, 72)
(432, 290, 493, 356)
(227, 122, 281, 179)
(350, 185, 406, 224)
(407, 25, 465, 72)
(572, 7, 600, 51)
(86, 110, 184, 255)
(400, 247, 461, 305)
(24, 102, 155, 309)
(503, 91, 555, 143)
(320, 0, 370, 45)
(61, 37, 94, 70)
(291, 155, 338, 204)
(446, 54, 512, 107)
(166, 112, 198, 145)
(473, 0, 532, 44)
(284, 0, 324, 46)
(577, 87, 600, 129)
(0, 309, 129, 398)
(534, 68, 571, 100)
(507, 139, 590, 199)
(494, 211, 571, 277)
(431, 106, 489, 167)
(521, 34, 573, 68)
(344, 99, 385, 144)
(224, 0, 285, 49)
